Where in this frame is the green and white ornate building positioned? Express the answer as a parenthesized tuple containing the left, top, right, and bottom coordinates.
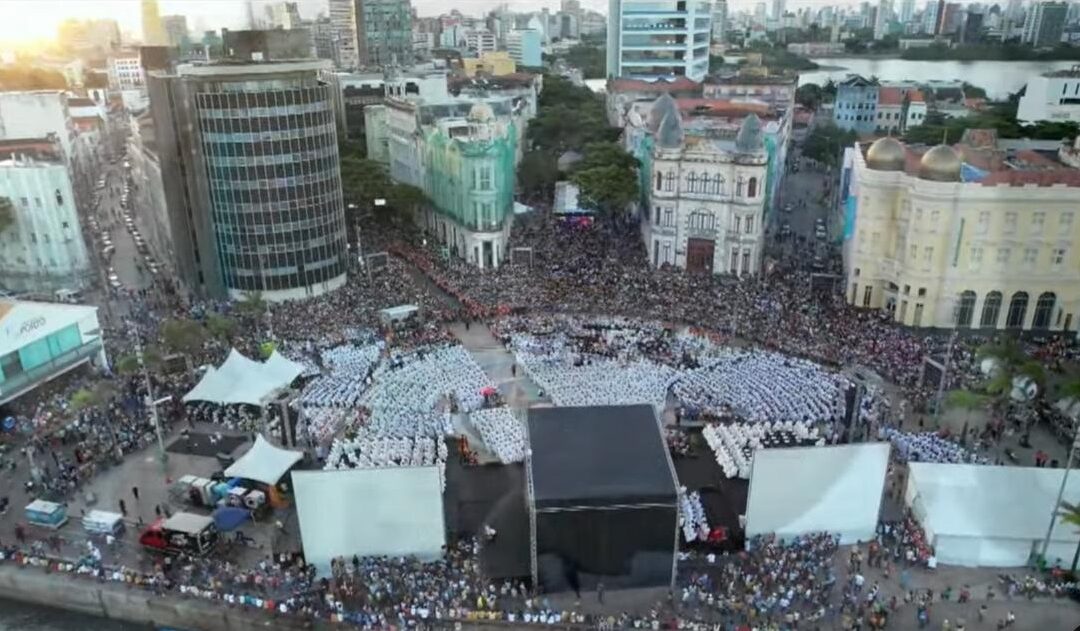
(368, 90, 527, 269)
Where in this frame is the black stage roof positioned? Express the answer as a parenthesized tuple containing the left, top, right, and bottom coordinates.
(528, 405, 678, 510)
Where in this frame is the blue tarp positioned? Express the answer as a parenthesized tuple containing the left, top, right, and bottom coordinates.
(212, 506, 250, 531)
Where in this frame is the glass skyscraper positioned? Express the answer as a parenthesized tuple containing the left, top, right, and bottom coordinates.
(148, 60, 348, 301)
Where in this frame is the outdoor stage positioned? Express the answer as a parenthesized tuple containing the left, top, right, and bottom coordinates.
(440, 427, 758, 582)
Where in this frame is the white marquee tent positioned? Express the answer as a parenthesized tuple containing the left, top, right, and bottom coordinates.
(224, 435, 304, 486)
(293, 466, 446, 575)
(906, 462, 1080, 567)
(182, 349, 304, 406)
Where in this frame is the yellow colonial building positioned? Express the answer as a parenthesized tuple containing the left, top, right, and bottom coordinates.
(843, 131, 1080, 332)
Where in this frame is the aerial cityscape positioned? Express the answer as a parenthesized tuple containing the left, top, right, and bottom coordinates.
(0, 0, 1079, 629)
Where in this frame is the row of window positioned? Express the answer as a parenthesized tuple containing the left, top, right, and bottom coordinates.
(956, 290, 1059, 329)
(11, 190, 66, 209)
(651, 207, 755, 233)
(898, 208, 1075, 234)
(654, 170, 759, 197)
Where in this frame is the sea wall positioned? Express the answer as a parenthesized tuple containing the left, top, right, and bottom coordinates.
(0, 564, 312, 631)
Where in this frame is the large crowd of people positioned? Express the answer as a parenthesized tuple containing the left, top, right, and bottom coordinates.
(4, 196, 1078, 631)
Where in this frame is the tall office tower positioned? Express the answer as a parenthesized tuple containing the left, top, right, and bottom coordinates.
(874, 0, 892, 39)
(1023, 1, 1068, 46)
(329, 0, 359, 69)
(712, 0, 728, 46)
(354, 0, 413, 67)
(141, 0, 166, 45)
(900, 0, 916, 24)
(266, 2, 304, 30)
(772, 0, 786, 20)
(607, 0, 712, 81)
(146, 60, 348, 301)
(161, 15, 188, 48)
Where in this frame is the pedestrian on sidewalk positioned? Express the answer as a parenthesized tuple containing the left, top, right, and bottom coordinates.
(132, 486, 139, 501)
(597, 582, 604, 604)
(119, 499, 127, 516)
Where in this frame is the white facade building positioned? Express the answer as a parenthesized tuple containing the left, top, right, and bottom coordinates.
(465, 29, 497, 54)
(329, 0, 359, 69)
(0, 151, 92, 292)
(1018, 67, 1080, 124)
(0, 92, 73, 160)
(506, 29, 543, 68)
(109, 53, 144, 90)
(607, 0, 712, 82)
(639, 95, 769, 275)
(712, 0, 728, 47)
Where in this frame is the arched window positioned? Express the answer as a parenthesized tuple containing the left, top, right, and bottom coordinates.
(980, 291, 1002, 328)
(748, 177, 758, 198)
(956, 291, 976, 327)
(1033, 292, 1056, 329)
(664, 171, 675, 191)
(712, 175, 725, 195)
(1006, 291, 1029, 329)
(686, 172, 697, 192)
(698, 174, 709, 193)
(736, 176, 745, 196)
(655, 171, 662, 190)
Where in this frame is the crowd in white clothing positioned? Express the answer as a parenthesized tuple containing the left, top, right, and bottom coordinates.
(298, 407, 364, 448)
(470, 408, 525, 464)
(879, 427, 989, 464)
(679, 490, 709, 543)
(295, 343, 384, 408)
(675, 350, 849, 424)
(360, 345, 493, 437)
(702, 421, 823, 479)
(325, 429, 450, 470)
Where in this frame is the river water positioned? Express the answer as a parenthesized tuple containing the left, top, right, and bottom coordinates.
(0, 598, 143, 630)
(801, 57, 1079, 99)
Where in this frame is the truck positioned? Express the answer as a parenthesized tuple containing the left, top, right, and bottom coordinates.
(139, 512, 218, 556)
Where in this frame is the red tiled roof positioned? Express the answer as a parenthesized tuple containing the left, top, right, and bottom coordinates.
(879, 87, 925, 106)
(878, 87, 904, 106)
(608, 76, 701, 93)
(1012, 149, 1059, 168)
(675, 98, 771, 117)
(979, 170, 1080, 187)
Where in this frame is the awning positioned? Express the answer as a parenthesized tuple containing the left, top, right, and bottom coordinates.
(213, 506, 251, 531)
(224, 435, 303, 486)
(182, 349, 304, 406)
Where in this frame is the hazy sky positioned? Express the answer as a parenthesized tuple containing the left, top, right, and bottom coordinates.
(0, 0, 948, 44)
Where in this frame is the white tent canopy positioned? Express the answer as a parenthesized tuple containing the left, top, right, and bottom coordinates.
(224, 435, 303, 485)
(906, 462, 1080, 567)
(183, 349, 304, 406)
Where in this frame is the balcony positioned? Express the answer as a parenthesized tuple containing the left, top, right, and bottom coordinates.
(0, 339, 103, 405)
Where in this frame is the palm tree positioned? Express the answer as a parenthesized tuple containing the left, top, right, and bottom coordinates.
(945, 389, 989, 445)
(1057, 500, 1080, 573)
(977, 339, 1046, 402)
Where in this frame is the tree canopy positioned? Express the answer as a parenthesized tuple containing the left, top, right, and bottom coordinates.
(527, 76, 618, 154)
(570, 142, 640, 217)
(802, 122, 856, 167)
(518, 150, 559, 201)
(904, 102, 1080, 145)
(559, 43, 605, 79)
(161, 318, 207, 355)
(0, 65, 67, 90)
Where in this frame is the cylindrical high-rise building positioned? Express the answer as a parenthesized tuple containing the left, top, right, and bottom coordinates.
(148, 59, 349, 301)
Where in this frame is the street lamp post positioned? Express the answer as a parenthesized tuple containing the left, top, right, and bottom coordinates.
(132, 329, 168, 471)
(1040, 430, 1079, 564)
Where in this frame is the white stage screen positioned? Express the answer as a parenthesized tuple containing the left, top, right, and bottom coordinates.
(745, 443, 890, 544)
(293, 466, 446, 574)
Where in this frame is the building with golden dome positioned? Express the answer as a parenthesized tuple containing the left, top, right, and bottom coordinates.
(842, 131, 1080, 332)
